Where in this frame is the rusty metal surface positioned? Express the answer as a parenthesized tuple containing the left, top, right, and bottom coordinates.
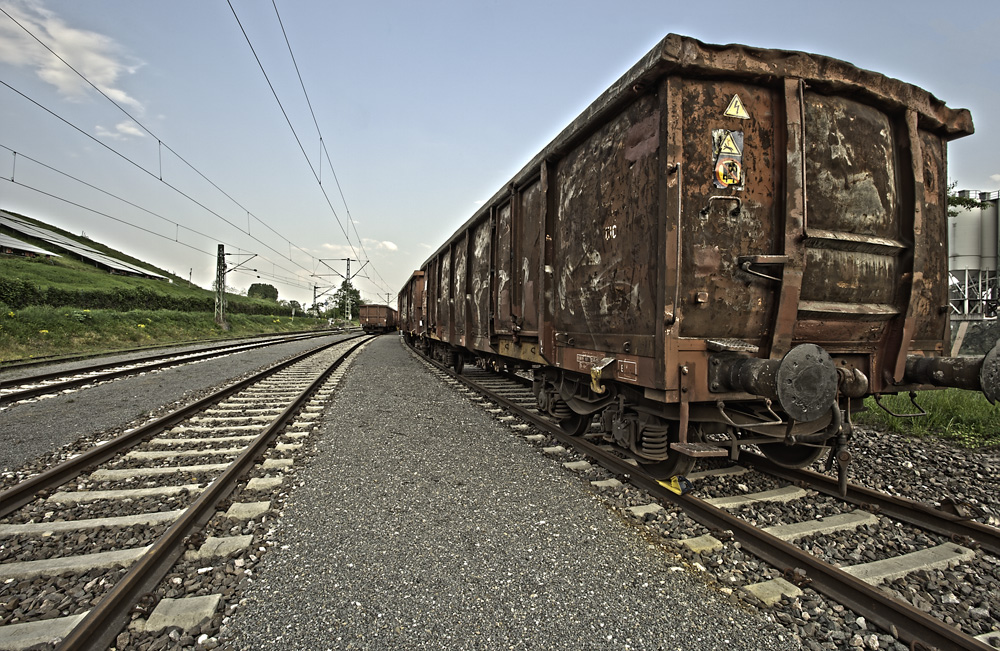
(453, 236, 467, 342)
(913, 130, 949, 346)
(402, 33, 980, 414)
(398, 270, 424, 335)
(519, 180, 544, 334)
(551, 92, 660, 361)
(494, 201, 513, 335)
(798, 92, 906, 374)
(358, 304, 398, 330)
(676, 80, 779, 347)
(470, 218, 492, 348)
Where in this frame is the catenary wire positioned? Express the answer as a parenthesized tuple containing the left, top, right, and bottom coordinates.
(0, 6, 328, 284)
(1, 146, 316, 292)
(270, 0, 393, 296)
(0, 78, 322, 286)
(234, 1, 394, 295)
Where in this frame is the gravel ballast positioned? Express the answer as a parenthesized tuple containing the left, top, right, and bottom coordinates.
(0, 334, 346, 475)
(221, 336, 799, 650)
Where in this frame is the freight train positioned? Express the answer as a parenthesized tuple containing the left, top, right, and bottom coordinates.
(359, 304, 398, 334)
(398, 34, 999, 482)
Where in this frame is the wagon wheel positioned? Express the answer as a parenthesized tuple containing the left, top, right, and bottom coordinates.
(637, 453, 695, 480)
(452, 352, 465, 375)
(558, 412, 593, 437)
(758, 442, 826, 469)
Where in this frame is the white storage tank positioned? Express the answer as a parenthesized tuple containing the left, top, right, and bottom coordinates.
(979, 191, 998, 272)
(949, 191, 999, 272)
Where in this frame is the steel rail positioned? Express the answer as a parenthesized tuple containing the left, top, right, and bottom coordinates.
(0, 329, 340, 373)
(0, 331, 332, 405)
(440, 359, 994, 651)
(741, 452, 1000, 557)
(55, 335, 372, 651)
(0, 334, 362, 517)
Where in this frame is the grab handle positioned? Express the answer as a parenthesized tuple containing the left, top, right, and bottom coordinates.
(738, 255, 789, 282)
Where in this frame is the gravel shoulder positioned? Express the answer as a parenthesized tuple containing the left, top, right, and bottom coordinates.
(221, 336, 800, 650)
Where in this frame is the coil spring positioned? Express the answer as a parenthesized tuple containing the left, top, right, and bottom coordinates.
(639, 421, 670, 455)
(550, 399, 572, 420)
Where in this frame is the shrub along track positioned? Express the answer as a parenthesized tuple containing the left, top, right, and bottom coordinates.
(0, 334, 372, 650)
(412, 349, 1000, 651)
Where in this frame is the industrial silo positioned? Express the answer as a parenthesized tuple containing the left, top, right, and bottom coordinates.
(949, 190, 999, 354)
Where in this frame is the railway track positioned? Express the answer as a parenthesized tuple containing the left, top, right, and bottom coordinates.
(0, 334, 372, 650)
(413, 349, 1000, 650)
(0, 331, 335, 407)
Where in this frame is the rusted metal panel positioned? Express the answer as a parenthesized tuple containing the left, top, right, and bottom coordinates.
(676, 80, 780, 346)
(798, 91, 906, 379)
(913, 130, 949, 347)
(518, 180, 544, 335)
(415, 272, 426, 334)
(470, 217, 492, 348)
(399, 270, 424, 335)
(494, 201, 513, 335)
(805, 95, 899, 238)
(451, 237, 467, 342)
(425, 258, 438, 336)
(551, 92, 661, 359)
(438, 252, 451, 342)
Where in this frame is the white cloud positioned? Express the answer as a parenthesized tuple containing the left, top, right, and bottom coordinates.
(362, 238, 398, 252)
(990, 173, 1000, 184)
(319, 239, 398, 256)
(0, 1, 144, 113)
(95, 120, 145, 140)
(320, 243, 354, 256)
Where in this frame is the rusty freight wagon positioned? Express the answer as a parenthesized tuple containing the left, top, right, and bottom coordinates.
(359, 304, 398, 334)
(399, 34, 999, 481)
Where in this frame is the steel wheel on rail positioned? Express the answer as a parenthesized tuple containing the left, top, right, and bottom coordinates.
(637, 452, 696, 480)
(558, 412, 593, 436)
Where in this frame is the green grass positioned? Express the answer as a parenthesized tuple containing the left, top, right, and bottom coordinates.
(1, 212, 292, 315)
(0, 254, 188, 293)
(0, 254, 287, 315)
(0, 213, 325, 363)
(854, 389, 1000, 449)
(0, 305, 329, 362)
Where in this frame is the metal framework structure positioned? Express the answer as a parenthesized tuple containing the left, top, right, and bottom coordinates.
(950, 268, 998, 320)
(949, 191, 998, 321)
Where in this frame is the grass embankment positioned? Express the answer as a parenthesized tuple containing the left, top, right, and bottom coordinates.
(0, 216, 330, 363)
(855, 389, 1000, 449)
(0, 305, 329, 362)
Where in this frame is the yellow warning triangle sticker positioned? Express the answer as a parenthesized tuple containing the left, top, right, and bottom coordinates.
(724, 94, 750, 119)
(719, 132, 741, 156)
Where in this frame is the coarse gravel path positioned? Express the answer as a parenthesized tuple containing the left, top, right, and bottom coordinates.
(0, 333, 347, 473)
(221, 336, 800, 650)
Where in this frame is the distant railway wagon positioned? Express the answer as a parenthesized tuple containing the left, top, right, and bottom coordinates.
(399, 34, 999, 481)
(359, 304, 398, 334)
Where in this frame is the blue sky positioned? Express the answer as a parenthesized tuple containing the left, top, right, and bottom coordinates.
(1, 0, 997, 306)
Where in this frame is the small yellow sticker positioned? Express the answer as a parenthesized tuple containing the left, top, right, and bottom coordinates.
(724, 94, 750, 119)
(718, 132, 742, 156)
